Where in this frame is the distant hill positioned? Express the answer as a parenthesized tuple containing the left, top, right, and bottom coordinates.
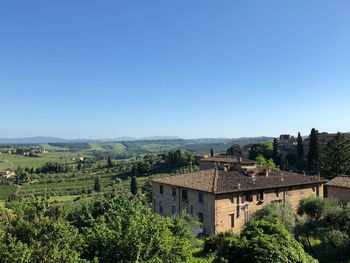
(0, 136, 182, 144)
(0, 136, 73, 144)
(0, 136, 273, 156)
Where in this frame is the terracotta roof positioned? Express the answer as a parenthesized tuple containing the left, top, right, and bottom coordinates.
(199, 156, 256, 165)
(326, 175, 350, 189)
(151, 168, 327, 194)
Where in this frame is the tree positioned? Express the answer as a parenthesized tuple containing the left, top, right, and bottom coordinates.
(94, 176, 101, 192)
(162, 150, 194, 171)
(308, 128, 319, 174)
(272, 138, 281, 165)
(107, 155, 113, 168)
(252, 202, 296, 232)
(255, 155, 276, 169)
(297, 132, 304, 160)
(249, 142, 273, 160)
(130, 176, 137, 195)
(77, 163, 82, 171)
(226, 144, 242, 156)
(320, 132, 350, 179)
(298, 197, 338, 222)
(132, 161, 153, 176)
(216, 220, 317, 263)
(210, 149, 214, 157)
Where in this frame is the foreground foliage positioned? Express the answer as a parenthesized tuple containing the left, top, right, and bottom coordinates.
(215, 220, 317, 263)
(0, 195, 194, 263)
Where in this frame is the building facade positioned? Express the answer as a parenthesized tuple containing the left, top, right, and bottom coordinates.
(326, 175, 350, 202)
(152, 167, 326, 234)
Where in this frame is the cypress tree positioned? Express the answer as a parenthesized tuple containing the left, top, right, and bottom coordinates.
(107, 155, 113, 168)
(272, 138, 281, 165)
(320, 132, 350, 179)
(94, 176, 101, 192)
(297, 132, 304, 160)
(307, 128, 319, 174)
(210, 149, 214, 157)
(130, 176, 138, 195)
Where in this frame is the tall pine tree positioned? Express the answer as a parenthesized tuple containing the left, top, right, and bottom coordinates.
(320, 132, 350, 179)
(307, 128, 319, 174)
(297, 132, 304, 160)
(130, 176, 138, 195)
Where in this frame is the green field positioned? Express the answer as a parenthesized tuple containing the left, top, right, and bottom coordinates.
(0, 151, 81, 170)
(0, 184, 17, 199)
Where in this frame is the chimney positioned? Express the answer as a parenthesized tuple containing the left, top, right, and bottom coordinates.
(264, 169, 269, 177)
(237, 183, 241, 190)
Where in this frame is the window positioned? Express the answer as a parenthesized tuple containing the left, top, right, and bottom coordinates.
(159, 201, 163, 215)
(276, 188, 279, 197)
(236, 205, 240, 218)
(316, 186, 320, 197)
(237, 195, 240, 204)
(172, 188, 176, 197)
(160, 185, 164, 194)
(198, 212, 204, 223)
(246, 193, 253, 202)
(241, 194, 246, 203)
(257, 190, 264, 202)
(198, 193, 203, 203)
(230, 214, 235, 228)
(171, 205, 177, 215)
(230, 195, 234, 203)
(182, 190, 188, 201)
(312, 187, 315, 192)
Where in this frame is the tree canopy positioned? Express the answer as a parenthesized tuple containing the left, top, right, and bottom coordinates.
(0, 195, 194, 263)
(216, 220, 317, 263)
(320, 132, 350, 179)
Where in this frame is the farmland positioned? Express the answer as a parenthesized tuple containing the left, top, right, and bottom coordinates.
(0, 138, 273, 202)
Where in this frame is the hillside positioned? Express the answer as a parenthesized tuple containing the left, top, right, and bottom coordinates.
(43, 137, 273, 157)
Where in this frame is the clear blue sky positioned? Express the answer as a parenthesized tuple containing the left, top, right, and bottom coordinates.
(1, 1, 350, 139)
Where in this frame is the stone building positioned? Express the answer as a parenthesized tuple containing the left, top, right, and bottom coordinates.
(326, 175, 350, 202)
(151, 167, 326, 234)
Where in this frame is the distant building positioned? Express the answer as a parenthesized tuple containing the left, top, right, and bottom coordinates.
(198, 156, 257, 171)
(276, 134, 297, 161)
(276, 132, 350, 162)
(151, 166, 326, 234)
(1, 170, 14, 178)
(326, 175, 350, 202)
